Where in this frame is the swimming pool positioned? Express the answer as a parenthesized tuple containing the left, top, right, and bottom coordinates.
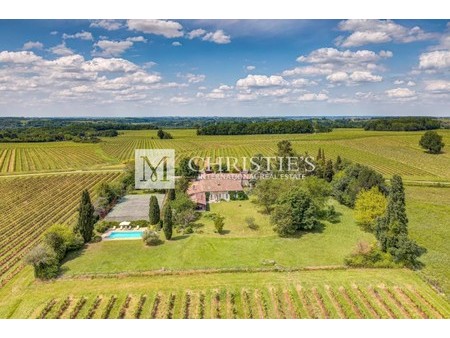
(106, 230, 144, 240)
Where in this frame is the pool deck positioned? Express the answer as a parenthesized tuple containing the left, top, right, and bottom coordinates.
(102, 228, 145, 240)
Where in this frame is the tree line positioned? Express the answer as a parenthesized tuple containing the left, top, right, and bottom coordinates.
(364, 117, 441, 131)
(197, 120, 318, 135)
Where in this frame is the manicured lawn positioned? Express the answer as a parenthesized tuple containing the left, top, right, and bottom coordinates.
(407, 185, 450, 298)
(61, 200, 374, 276)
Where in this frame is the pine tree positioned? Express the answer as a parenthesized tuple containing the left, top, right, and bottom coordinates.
(316, 148, 322, 161)
(324, 159, 334, 182)
(168, 189, 176, 201)
(163, 204, 173, 240)
(75, 190, 95, 243)
(149, 196, 160, 225)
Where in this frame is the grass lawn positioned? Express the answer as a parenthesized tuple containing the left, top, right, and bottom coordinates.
(406, 185, 450, 298)
(61, 200, 374, 276)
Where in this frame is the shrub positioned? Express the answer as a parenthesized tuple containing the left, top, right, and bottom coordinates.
(91, 235, 102, 243)
(24, 244, 60, 279)
(419, 130, 445, 154)
(142, 230, 163, 246)
(130, 219, 150, 228)
(245, 216, 259, 230)
(344, 241, 400, 268)
(163, 205, 173, 240)
(95, 221, 119, 234)
(214, 214, 225, 234)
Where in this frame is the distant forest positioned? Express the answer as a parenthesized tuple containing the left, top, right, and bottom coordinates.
(364, 117, 441, 131)
(0, 116, 447, 142)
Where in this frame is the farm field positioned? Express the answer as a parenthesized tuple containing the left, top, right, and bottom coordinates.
(1, 128, 449, 182)
(0, 172, 123, 287)
(0, 268, 448, 318)
(61, 200, 373, 276)
(406, 185, 450, 298)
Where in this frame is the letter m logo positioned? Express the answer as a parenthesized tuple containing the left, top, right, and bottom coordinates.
(135, 149, 175, 189)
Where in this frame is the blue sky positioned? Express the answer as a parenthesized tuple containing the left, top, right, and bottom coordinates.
(0, 19, 449, 117)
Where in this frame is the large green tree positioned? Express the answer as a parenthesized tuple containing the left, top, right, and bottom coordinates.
(24, 244, 59, 280)
(178, 157, 199, 178)
(354, 187, 387, 232)
(75, 190, 95, 243)
(419, 131, 445, 154)
(149, 196, 161, 225)
(163, 204, 173, 240)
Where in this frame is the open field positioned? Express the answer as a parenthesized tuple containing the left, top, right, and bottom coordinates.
(0, 172, 123, 286)
(406, 185, 450, 298)
(61, 200, 373, 276)
(1, 128, 449, 181)
(0, 268, 448, 318)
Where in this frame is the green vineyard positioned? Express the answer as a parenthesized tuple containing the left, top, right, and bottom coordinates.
(23, 281, 450, 319)
(0, 172, 123, 286)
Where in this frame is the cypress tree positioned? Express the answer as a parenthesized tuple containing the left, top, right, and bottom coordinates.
(75, 190, 95, 243)
(334, 155, 343, 171)
(168, 189, 176, 201)
(324, 159, 334, 182)
(316, 148, 322, 161)
(149, 196, 160, 225)
(375, 175, 425, 267)
(163, 205, 173, 240)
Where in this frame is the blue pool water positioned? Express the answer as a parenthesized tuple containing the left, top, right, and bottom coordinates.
(106, 230, 144, 239)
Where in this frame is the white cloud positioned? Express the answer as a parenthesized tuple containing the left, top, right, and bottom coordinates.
(90, 20, 123, 31)
(385, 87, 416, 98)
(246, 65, 256, 71)
(126, 36, 147, 42)
(22, 41, 43, 50)
(62, 31, 93, 41)
(0, 51, 42, 63)
(328, 97, 359, 103)
(297, 48, 390, 64)
(82, 58, 139, 73)
(407, 81, 416, 86)
(172, 41, 182, 47)
(236, 74, 287, 88)
(424, 80, 450, 93)
(127, 19, 183, 38)
(337, 19, 436, 47)
(290, 78, 317, 87)
(178, 73, 205, 83)
(349, 71, 382, 83)
(170, 96, 192, 104)
(93, 40, 133, 57)
(394, 80, 405, 85)
(50, 31, 58, 35)
(327, 72, 349, 83)
(202, 30, 231, 44)
(282, 65, 333, 77)
(298, 92, 328, 101)
(49, 43, 74, 56)
(419, 50, 450, 70)
(187, 29, 206, 39)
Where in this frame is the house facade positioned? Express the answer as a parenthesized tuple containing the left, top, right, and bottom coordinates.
(187, 173, 250, 210)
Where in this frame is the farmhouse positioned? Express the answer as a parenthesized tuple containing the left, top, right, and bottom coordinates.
(187, 173, 250, 210)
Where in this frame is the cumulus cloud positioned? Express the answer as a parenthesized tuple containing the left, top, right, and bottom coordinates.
(22, 41, 43, 50)
(419, 50, 450, 70)
(170, 96, 192, 104)
(297, 48, 391, 64)
(0, 51, 42, 63)
(298, 92, 328, 101)
(282, 65, 333, 77)
(187, 29, 206, 39)
(49, 42, 74, 56)
(326, 71, 382, 84)
(81, 57, 139, 73)
(385, 87, 416, 99)
(172, 41, 182, 47)
(127, 19, 184, 38)
(246, 65, 256, 71)
(90, 20, 123, 31)
(424, 80, 450, 93)
(236, 74, 287, 88)
(62, 31, 93, 40)
(126, 36, 147, 42)
(93, 40, 133, 57)
(202, 30, 231, 44)
(337, 19, 436, 47)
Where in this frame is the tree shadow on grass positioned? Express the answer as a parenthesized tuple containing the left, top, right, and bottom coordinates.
(284, 222, 326, 239)
(170, 234, 190, 241)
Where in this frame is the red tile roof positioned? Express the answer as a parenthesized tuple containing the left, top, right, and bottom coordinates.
(187, 178, 244, 195)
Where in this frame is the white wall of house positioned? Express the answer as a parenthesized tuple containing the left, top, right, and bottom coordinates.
(208, 191, 230, 202)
